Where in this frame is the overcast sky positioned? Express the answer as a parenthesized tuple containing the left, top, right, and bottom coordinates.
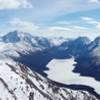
(0, 0, 100, 39)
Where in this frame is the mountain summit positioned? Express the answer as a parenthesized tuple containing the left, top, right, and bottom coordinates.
(1, 30, 34, 43)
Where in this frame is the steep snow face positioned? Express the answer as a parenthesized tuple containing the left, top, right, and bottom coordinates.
(0, 59, 98, 100)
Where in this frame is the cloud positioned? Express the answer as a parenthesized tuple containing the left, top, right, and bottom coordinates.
(49, 24, 88, 31)
(9, 18, 39, 32)
(33, 0, 100, 20)
(81, 17, 93, 21)
(0, 0, 33, 10)
(89, 0, 100, 3)
(36, 19, 100, 40)
(82, 17, 100, 29)
(49, 26, 72, 31)
(1, 17, 98, 40)
(71, 25, 88, 30)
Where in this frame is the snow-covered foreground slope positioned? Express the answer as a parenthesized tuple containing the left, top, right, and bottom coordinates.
(45, 58, 100, 95)
(0, 59, 98, 100)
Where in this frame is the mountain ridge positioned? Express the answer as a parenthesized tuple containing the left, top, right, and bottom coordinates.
(0, 58, 99, 100)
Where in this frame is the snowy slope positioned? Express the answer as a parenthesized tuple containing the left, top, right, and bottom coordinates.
(0, 58, 98, 100)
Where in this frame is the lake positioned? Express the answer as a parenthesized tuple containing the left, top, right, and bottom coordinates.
(45, 57, 100, 95)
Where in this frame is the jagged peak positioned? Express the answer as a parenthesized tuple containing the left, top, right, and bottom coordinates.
(1, 30, 33, 43)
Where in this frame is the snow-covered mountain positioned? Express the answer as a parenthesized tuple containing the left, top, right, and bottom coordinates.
(0, 30, 65, 47)
(0, 30, 100, 99)
(0, 31, 100, 78)
(0, 31, 66, 57)
(0, 58, 98, 100)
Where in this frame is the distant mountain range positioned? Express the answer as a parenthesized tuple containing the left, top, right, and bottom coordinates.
(0, 30, 100, 80)
(0, 30, 100, 100)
